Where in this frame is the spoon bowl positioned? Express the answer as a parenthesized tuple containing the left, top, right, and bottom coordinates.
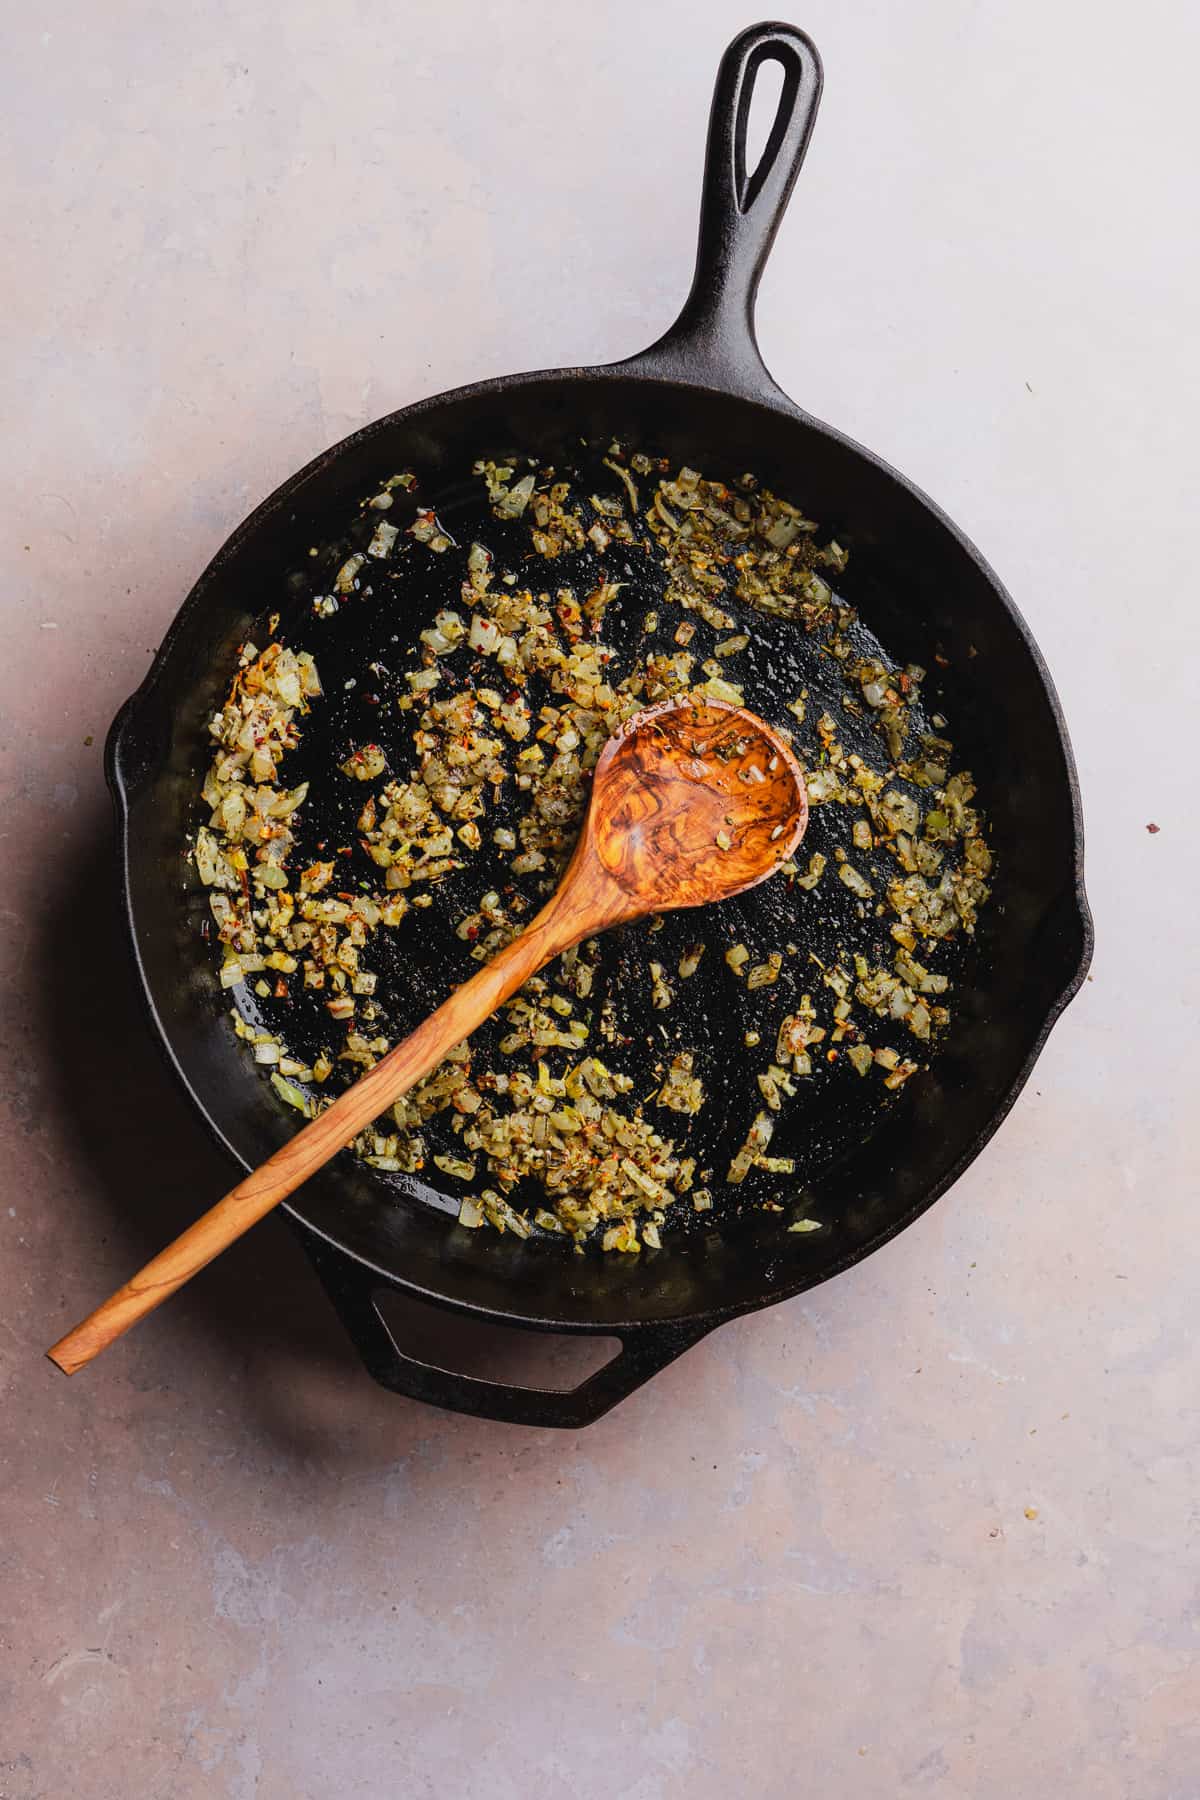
(587, 696, 808, 915)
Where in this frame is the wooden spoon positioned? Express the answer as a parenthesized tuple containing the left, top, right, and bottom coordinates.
(47, 697, 807, 1374)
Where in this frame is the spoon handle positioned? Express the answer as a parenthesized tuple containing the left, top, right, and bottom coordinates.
(47, 877, 610, 1376)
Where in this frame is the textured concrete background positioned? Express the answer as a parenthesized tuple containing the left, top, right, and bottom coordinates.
(2, 2, 1197, 1796)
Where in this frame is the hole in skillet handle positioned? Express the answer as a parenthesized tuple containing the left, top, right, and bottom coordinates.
(298, 1230, 712, 1429)
(741, 49, 788, 201)
(618, 21, 823, 403)
(373, 1293, 621, 1396)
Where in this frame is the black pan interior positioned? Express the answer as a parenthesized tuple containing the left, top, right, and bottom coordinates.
(115, 372, 1089, 1332)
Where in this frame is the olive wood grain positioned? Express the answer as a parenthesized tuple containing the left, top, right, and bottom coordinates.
(47, 698, 807, 1375)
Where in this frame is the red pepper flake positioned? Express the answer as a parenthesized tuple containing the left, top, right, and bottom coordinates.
(826, 1049, 839, 1063)
(1146, 821, 1160, 834)
(273, 979, 288, 998)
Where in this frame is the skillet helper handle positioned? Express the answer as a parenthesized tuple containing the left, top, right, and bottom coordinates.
(45, 888, 595, 1377)
(301, 1231, 713, 1429)
(624, 21, 823, 399)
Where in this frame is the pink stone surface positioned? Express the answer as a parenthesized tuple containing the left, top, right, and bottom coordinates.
(1, 4, 1196, 1796)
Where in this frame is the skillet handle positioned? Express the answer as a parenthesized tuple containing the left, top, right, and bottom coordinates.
(299, 1230, 712, 1430)
(618, 21, 823, 402)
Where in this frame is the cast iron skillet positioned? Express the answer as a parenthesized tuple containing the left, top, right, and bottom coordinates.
(106, 23, 1093, 1426)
